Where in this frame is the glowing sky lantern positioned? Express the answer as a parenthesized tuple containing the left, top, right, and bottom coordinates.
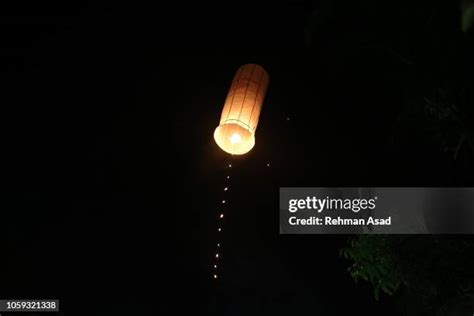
(214, 64, 269, 155)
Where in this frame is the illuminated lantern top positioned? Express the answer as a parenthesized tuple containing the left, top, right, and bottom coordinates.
(214, 64, 269, 155)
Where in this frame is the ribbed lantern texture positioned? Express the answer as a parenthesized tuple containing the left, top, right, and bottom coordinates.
(214, 64, 269, 155)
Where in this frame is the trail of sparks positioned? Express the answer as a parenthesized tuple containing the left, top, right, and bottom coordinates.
(212, 160, 233, 280)
(210, 115, 288, 282)
(210, 116, 290, 281)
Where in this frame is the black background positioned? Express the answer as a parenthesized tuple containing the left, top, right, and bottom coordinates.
(2, 1, 473, 315)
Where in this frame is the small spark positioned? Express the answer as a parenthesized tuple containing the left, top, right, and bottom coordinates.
(228, 164, 232, 168)
(226, 175, 230, 179)
(266, 163, 270, 167)
(214, 265, 217, 268)
(215, 253, 219, 258)
(218, 228, 222, 232)
(220, 214, 224, 219)
(217, 243, 220, 247)
(224, 187, 228, 191)
(222, 200, 226, 204)
(213, 274, 218, 279)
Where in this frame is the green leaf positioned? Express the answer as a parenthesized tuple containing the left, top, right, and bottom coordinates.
(462, 2, 474, 32)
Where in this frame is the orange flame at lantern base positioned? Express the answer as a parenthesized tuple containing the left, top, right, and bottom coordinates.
(214, 123, 255, 155)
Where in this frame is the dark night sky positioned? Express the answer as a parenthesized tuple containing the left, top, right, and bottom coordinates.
(2, 1, 473, 315)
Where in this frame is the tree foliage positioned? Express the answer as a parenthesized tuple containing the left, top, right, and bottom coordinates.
(341, 235, 474, 313)
(462, 0, 474, 32)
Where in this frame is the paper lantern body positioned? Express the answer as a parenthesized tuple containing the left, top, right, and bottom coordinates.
(214, 64, 269, 155)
